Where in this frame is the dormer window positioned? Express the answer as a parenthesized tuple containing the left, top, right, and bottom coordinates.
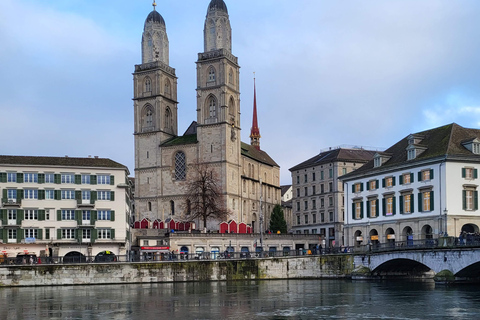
(373, 152, 392, 168)
(461, 138, 480, 155)
(407, 148, 416, 160)
(374, 157, 382, 168)
(406, 144, 427, 161)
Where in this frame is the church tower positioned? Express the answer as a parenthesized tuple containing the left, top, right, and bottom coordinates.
(250, 78, 261, 150)
(196, 0, 242, 223)
(133, 2, 178, 219)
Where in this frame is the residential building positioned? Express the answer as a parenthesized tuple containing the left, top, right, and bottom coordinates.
(289, 147, 376, 247)
(281, 185, 293, 231)
(0, 156, 132, 260)
(134, 1, 281, 232)
(342, 123, 480, 247)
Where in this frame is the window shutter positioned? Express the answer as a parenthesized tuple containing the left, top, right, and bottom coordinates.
(366, 201, 371, 218)
(76, 229, 81, 243)
(411, 195, 414, 213)
(418, 193, 422, 212)
(91, 211, 97, 224)
(360, 183, 364, 192)
(38, 190, 45, 200)
(37, 229, 43, 240)
(382, 198, 386, 216)
(75, 191, 81, 201)
(418, 172, 422, 182)
(75, 210, 82, 224)
(90, 175, 97, 185)
(55, 190, 61, 200)
(57, 210, 62, 221)
(399, 175, 403, 185)
(38, 173, 45, 184)
(0, 173, 6, 183)
(91, 191, 97, 201)
(475, 169, 478, 179)
(462, 168, 466, 178)
(430, 169, 434, 180)
(110, 176, 115, 185)
(17, 228, 24, 243)
(110, 211, 115, 221)
(110, 191, 115, 201)
(430, 191, 434, 211)
(392, 177, 396, 186)
(110, 229, 115, 240)
(57, 229, 62, 240)
(16, 210, 23, 225)
(410, 173, 414, 183)
(91, 229, 97, 243)
(351, 184, 355, 193)
(17, 173, 23, 183)
(54, 174, 61, 184)
(2, 189, 7, 201)
(360, 204, 364, 219)
(75, 175, 81, 184)
(475, 191, 479, 210)
(392, 197, 396, 215)
(0, 229, 3, 242)
(352, 203, 355, 220)
(17, 189, 24, 201)
(399, 195, 404, 214)
(463, 190, 467, 210)
(366, 182, 370, 191)
(38, 210, 45, 221)
(1, 210, 6, 224)
(376, 180, 379, 189)
(382, 179, 385, 188)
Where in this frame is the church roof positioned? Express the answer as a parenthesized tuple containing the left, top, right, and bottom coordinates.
(208, 0, 228, 14)
(241, 142, 279, 167)
(145, 10, 165, 26)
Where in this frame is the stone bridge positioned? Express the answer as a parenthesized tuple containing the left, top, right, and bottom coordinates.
(354, 247, 480, 282)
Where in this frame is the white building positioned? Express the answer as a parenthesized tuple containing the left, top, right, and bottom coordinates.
(342, 123, 480, 247)
(0, 156, 132, 261)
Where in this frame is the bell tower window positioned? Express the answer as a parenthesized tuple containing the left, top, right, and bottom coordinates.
(208, 66, 216, 82)
(144, 78, 151, 93)
(208, 96, 217, 118)
(165, 107, 172, 132)
(142, 106, 155, 132)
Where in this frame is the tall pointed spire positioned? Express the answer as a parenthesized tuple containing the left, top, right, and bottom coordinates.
(250, 76, 261, 150)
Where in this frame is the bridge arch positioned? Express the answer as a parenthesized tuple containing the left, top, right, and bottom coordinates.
(455, 261, 480, 279)
(372, 258, 432, 276)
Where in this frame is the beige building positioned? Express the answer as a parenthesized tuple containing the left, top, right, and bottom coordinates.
(0, 156, 132, 261)
(133, 1, 281, 232)
(289, 147, 376, 248)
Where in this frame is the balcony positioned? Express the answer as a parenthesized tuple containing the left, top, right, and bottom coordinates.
(76, 199, 95, 208)
(2, 198, 21, 207)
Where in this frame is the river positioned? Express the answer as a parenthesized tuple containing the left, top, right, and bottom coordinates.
(1, 280, 479, 319)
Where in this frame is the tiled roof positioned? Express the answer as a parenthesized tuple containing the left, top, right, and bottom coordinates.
(280, 185, 291, 196)
(342, 123, 480, 179)
(241, 142, 279, 167)
(0, 155, 127, 170)
(289, 148, 376, 172)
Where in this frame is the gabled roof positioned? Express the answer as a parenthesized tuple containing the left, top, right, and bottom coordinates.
(342, 123, 480, 179)
(241, 142, 279, 167)
(0, 155, 127, 170)
(289, 148, 376, 172)
(281, 185, 292, 196)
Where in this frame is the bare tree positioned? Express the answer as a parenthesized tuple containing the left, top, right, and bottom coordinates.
(184, 162, 229, 230)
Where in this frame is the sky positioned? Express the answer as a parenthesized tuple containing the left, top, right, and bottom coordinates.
(1, 0, 480, 185)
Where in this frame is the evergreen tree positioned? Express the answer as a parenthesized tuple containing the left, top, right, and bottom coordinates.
(269, 204, 287, 234)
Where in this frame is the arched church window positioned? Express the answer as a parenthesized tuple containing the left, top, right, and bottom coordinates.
(165, 107, 172, 131)
(208, 66, 216, 82)
(144, 78, 151, 92)
(228, 69, 234, 84)
(170, 200, 175, 216)
(164, 79, 171, 95)
(143, 106, 155, 132)
(228, 96, 235, 116)
(174, 151, 186, 181)
(208, 96, 217, 118)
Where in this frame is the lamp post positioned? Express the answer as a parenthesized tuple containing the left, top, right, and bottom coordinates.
(443, 209, 448, 237)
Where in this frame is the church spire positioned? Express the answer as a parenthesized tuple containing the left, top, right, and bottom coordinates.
(250, 76, 261, 150)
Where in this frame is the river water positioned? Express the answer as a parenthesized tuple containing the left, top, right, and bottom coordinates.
(1, 280, 479, 319)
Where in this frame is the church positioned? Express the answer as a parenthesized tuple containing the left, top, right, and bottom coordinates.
(133, 0, 281, 232)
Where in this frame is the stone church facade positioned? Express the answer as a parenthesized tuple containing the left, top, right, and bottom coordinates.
(133, 1, 281, 232)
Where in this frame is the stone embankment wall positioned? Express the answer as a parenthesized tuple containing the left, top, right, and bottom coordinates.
(0, 255, 354, 287)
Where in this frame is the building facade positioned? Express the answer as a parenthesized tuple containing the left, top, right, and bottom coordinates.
(289, 148, 376, 248)
(0, 156, 132, 260)
(342, 123, 480, 247)
(134, 1, 281, 232)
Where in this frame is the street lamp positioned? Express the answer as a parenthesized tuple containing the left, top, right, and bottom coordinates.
(443, 209, 448, 237)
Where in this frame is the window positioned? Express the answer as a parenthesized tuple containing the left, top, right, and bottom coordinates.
(62, 229, 75, 239)
(354, 202, 363, 219)
(146, 109, 153, 128)
(164, 79, 171, 95)
(296, 176, 300, 184)
(312, 214, 317, 223)
(385, 177, 394, 188)
(342, 168, 347, 175)
(368, 180, 378, 191)
(329, 197, 333, 207)
(8, 229, 17, 241)
(62, 210, 75, 220)
(144, 77, 151, 92)
(175, 152, 187, 180)
(329, 211, 334, 222)
(312, 172, 316, 181)
(45, 190, 55, 199)
(304, 201, 308, 210)
(369, 199, 377, 218)
(82, 190, 91, 200)
(320, 171, 324, 180)
(312, 199, 316, 209)
(320, 184, 324, 194)
(296, 202, 300, 211)
(304, 174, 307, 183)
(474, 143, 480, 154)
(25, 229, 38, 239)
(208, 66, 215, 82)
(209, 96, 217, 118)
(61, 190, 75, 200)
(82, 210, 91, 221)
(7, 209, 17, 220)
(304, 187, 308, 196)
(312, 229, 317, 234)
(374, 157, 382, 167)
(407, 149, 416, 161)
(7, 189, 17, 200)
(45, 174, 55, 183)
(97, 210, 111, 220)
(401, 194, 413, 214)
(296, 215, 300, 225)
(82, 229, 91, 240)
(463, 189, 478, 211)
(329, 169, 333, 179)
(25, 210, 38, 220)
(98, 229, 112, 239)
(384, 197, 394, 216)
(354, 183, 363, 193)
(462, 168, 478, 180)
(61, 174, 74, 184)
(97, 191, 111, 200)
(304, 215, 309, 224)
(402, 173, 412, 185)
(419, 169, 433, 182)
(7, 172, 16, 182)
(312, 185, 316, 194)
(97, 175, 110, 185)
(24, 189, 38, 199)
(304, 230, 310, 234)
(320, 198, 325, 208)
(329, 182, 333, 192)
(81, 175, 91, 184)
(228, 69, 233, 84)
(24, 173, 38, 183)
(418, 191, 434, 212)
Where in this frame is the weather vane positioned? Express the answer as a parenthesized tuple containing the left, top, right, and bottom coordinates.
(153, 1, 157, 11)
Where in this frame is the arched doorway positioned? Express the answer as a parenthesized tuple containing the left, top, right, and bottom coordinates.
(63, 251, 86, 264)
(354, 230, 363, 247)
(94, 251, 117, 263)
(385, 228, 395, 247)
(369, 229, 379, 248)
(421, 225, 433, 239)
(461, 224, 478, 234)
(402, 226, 413, 246)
